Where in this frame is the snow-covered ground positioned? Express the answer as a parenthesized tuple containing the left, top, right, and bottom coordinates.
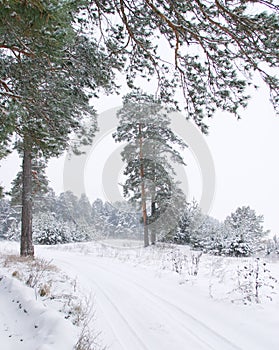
(0, 274, 78, 350)
(1, 240, 279, 350)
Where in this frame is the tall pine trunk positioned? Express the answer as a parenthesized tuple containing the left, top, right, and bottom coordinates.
(150, 200, 156, 245)
(139, 123, 149, 247)
(150, 162, 156, 245)
(20, 137, 34, 257)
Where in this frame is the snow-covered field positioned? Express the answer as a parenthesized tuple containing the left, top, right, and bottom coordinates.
(0, 240, 279, 350)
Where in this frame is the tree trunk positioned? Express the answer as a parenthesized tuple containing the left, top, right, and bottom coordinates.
(139, 123, 149, 247)
(150, 160, 156, 245)
(20, 138, 34, 257)
(150, 200, 156, 245)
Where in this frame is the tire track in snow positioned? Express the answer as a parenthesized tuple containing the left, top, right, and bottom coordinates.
(50, 256, 150, 350)
(91, 259, 242, 350)
(40, 250, 242, 350)
(89, 278, 151, 350)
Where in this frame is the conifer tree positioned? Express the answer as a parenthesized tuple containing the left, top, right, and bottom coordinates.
(114, 91, 186, 246)
(84, 0, 279, 127)
(0, 1, 121, 255)
(224, 206, 269, 256)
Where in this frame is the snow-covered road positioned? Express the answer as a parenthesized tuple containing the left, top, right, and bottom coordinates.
(37, 246, 279, 350)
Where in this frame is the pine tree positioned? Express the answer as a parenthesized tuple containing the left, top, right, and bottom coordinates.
(175, 200, 226, 253)
(112, 201, 142, 239)
(39, 188, 57, 214)
(0, 1, 121, 256)
(224, 206, 269, 256)
(76, 193, 92, 226)
(0, 198, 17, 239)
(55, 191, 79, 224)
(84, 0, 278, 125)
(91, 198, 106, 235)
(114, 91, 187, 246)
(176, 200, 202, 244)
(1, 1, 278, 125)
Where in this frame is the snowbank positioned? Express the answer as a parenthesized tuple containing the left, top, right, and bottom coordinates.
(0, 272, 78, 350)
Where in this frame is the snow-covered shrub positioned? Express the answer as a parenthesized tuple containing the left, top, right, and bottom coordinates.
(33, 212, 96, 245)
(169, 249, 185, 274)
(0, 199, 20, 240)
(222, 238, 252, 257)
(223, 206, 269, 257)
(174, 200, 202, 245)
(33, 212, 73, 245)
(167, 249, 202, 278)
(189, 251, 203, 276)
(235, 258, 277, 304)
(266, 235, 279, 256)
(174, 202, 227, 255)
(191, 216, 225, 254)
(2, 220, 21, 241)
(175, 208, 228, 256)
(73, 295, 103, 350)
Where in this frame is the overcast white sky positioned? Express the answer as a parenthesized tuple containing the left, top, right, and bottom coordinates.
(1, 75, 278, 235)
(206, 87, 279, 234)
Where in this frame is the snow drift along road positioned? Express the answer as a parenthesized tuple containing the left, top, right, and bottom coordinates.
(0, 273, 78, 350)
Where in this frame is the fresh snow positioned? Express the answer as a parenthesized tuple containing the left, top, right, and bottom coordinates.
(0, 273, 78, 350)
(1, 240, 279, 350)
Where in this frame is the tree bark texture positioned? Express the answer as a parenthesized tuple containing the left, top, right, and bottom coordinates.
(150, 200, 156, 245)
(20, 138, 34, 257)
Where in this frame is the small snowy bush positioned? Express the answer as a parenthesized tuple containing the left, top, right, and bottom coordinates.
(266, 235, 279, 256)
(234, 258, 277, 304)
(33, 212, 73, 245)
(222, 239, 252, 257)
(167, 249, 202, 278)
(223, 206, 268, 257)
(2, 220, 20, 241)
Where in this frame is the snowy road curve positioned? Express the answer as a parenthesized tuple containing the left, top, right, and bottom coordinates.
(38, 247, 279, 350)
